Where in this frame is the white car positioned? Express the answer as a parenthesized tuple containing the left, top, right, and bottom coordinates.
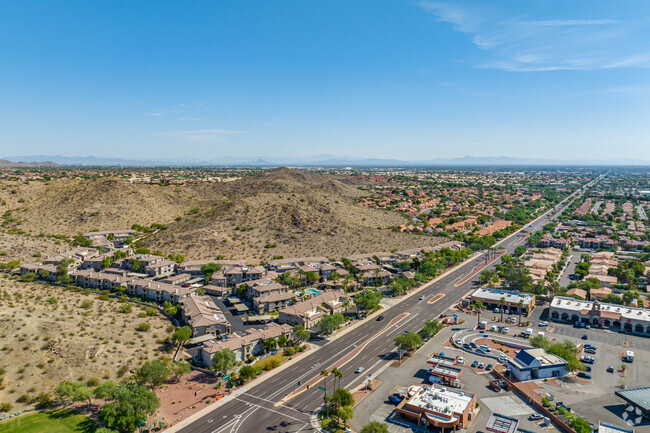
(503, 327, 510, 334)
(457, 356, 464, 364)
(355, 367, 364, 374)
(539, 321, 548, 326)
(455, 339, 462, 345)
(490, 325, 497, 332)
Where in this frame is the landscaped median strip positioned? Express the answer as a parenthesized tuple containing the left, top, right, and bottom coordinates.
(427, 293, 445, 304)
(274, 312, 411, 407)
(454, 250, 505, 287)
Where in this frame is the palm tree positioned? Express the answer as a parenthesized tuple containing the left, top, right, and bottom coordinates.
(474, 300, 484, 328)
(500, 297, 506, 322)
(332, 367, 343, 390)
(320, 369, 329, 402)
(518, 300, 524, 326)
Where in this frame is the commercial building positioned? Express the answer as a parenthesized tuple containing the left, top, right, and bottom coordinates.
(485, 413, 519, 433)
(470, 288, 535, 314)
(506, 348, 567, 381)
(396, 384, 477, 431)
(616, 387, 650, 424)
(550, 296, 650, 335)
(598, 422, 635, 433)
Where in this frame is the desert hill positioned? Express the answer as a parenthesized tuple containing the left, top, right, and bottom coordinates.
(141, 168, 444, 261)
(0, 168, 445, 261)
(0, 177, 212, 236)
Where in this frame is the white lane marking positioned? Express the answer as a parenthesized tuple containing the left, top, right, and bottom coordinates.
(233, 397, 309, 423)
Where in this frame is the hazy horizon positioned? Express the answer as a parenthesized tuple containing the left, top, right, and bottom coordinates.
(1, 1, 649, 161)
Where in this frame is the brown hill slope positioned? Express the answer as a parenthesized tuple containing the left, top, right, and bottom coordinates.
(1, 177, 212, 236)
(142, 168, 444, 261)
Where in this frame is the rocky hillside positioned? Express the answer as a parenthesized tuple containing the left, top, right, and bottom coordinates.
(0, 168, 445, 261)
(141, 168, 444, 261)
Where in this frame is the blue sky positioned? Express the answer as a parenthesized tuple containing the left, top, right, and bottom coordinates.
(1, 0, 649, 161)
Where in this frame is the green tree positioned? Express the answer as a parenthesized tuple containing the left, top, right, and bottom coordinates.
(529, 334, 550, 348)
(500, 297, 506, 322)
(98, 383, 160, 433)
(171, 326, 192, 360)
(136, 360, 171, 389)
(502, 262, 533, 292)
(128, 258, 141, 272)
(394, 332, 422, 353)
(262, 337, 277, 353)
(479, 269, 496, 285)
(320, 369, 329, 402)
(360, 421, 390, 433)
(331, 367, 343, 390)
(328, 387, 354, 410)
(94, 381, 117, 400)
(514, 245, 527, 257)
(418, 319, 443, 341)
(277, 334, 288, 347)
(570, 416, 593, 433)
(294, 324, 311, 342)
(337, 405, 354, 426)
(170, 361, 191, 382)
(354, 290, 383, 311)
(212, 348, 237, 376)
(239, 365, 257, 382)
(201, 263, 222, 281)
(317, 313, 345, 335)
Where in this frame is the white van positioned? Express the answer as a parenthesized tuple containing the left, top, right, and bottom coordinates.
(525, 328, 533, 338)
(625, 351, 634, 362)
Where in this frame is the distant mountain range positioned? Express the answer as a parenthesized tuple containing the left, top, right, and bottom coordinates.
(3, 154, 649, 167)
(0, 158, 60, 168)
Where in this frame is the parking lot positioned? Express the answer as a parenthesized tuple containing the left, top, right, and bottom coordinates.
(350, 318, 560, 433)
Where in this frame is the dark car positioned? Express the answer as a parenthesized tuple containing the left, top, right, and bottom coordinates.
(377, 315, 384, 321)
(585, 366, 592, 372)
(584, 348, 596, 355)
(440, 313, 448, 318)
(581, 334, 588, 340)
(469, 342, 478, 349)
(463, 343, 471, 349)
(486, 364, 493, 370)
(607, 366, 614, 373)
(584, 344, 596, 350)
(471, 361, 479, 368)
(388, 395, 403, 404)
(577, 372, 591, 379)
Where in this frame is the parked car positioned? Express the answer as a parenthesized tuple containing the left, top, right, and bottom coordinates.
(490, 325, 498, 332)
(355, 367, 364, 374)
(377, 315, 384, 321)
(469, 342, 478, 349)
(388, 394, 403, 404)
(538, 321, 548, 326)
(529, 414, 543, 421)
(607, 366, 614, 373)
(181, 283, 191, 287)
(577, 372, 591, 379)
(457, 357, 465, 364)
(503, 327, 510, 333)
(585, 366, 592, 372)
(455, 339, 462, 346)
(471, 361, 479, 368)
(478, 362, 485, 369)
(440, 313, 448, 318)
(463, 343, 472, 349)
(486, 363, 493, 370)
(580, 356, 594, 364)
(584, 344, 596, 350)
(584, 348, 597, 355)
(581, 334, 588, 340)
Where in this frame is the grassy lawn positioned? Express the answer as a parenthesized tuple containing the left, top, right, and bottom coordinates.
(0, 409, 98, 433)
(252, 353, 288, 371)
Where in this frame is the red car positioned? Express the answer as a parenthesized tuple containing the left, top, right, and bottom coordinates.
(440, 313, 447, 318)
(181, 283, 191, 288)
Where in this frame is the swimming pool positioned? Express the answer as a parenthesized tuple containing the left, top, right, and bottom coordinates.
(305, 288, 322, 296)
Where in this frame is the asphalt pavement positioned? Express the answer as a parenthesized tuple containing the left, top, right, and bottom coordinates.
(171, 177, 600, 433)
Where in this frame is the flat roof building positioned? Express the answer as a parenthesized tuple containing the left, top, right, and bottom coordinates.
(507, 348, 567, 381)
(485, 413, 519, 433)
(598, 421, 635, 433)
(396, 384, 477, 431)
(550, 296, 650, 336)
(616, 387, 650, 423)
(470, 288, 535, 314)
